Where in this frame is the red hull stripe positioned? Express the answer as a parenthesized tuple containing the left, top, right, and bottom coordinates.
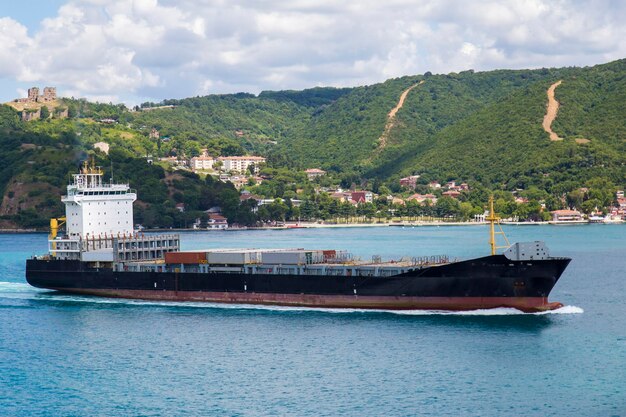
(51, 288, 563, 312)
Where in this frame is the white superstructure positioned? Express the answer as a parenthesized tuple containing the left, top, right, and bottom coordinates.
(62, 162, 136, 238)
(48, 161, 180, 262)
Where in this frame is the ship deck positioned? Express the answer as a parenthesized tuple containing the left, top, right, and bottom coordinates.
(116, 256, 453, 278)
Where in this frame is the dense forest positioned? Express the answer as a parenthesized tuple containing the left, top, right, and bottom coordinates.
(0, 58, 624, 228)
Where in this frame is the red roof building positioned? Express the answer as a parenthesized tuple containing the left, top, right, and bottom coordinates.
(208, 214, 228, 229)
(551, 210, 582, 222)
(350, 191, 373, 204)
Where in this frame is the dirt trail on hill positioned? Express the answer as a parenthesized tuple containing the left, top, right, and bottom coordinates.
(542, 80, 564, 141)
(377, 80, 424, 150)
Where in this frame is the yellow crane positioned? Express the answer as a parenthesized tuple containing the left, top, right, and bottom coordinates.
(486, 196, 510, 255)
(50, 217, 66, 240)
(49, 217, 66, 256)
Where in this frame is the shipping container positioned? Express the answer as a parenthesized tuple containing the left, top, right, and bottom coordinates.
(206, 251, 260, 265)
(164, 251, 206, 264)
(262, 250, 324, 265)
(322, 250, 336, 261)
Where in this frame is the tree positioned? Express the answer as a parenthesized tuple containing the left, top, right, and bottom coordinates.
(40, 106, 50, 120)
(67, 103, 78, 118)
(361, 202, 377, 221)
(581, 198, 601, 215)
(566, 190, 584, 209)
(267, 199, 288, 222)
(459, 202, 474, 220)
(435, 196, 460, 218)
(300, 199, 317, 220)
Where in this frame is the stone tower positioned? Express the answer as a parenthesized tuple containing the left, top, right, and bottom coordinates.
(27, 87, 39, 101)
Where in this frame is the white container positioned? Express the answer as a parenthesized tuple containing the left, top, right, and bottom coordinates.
(207, 251, 259, 265)
(262, 250, 324, 265)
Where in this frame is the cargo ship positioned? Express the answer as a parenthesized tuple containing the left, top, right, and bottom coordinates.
(25, 162, 570, 312)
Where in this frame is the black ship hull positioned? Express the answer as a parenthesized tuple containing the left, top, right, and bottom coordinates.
(26, 255, 570, 312)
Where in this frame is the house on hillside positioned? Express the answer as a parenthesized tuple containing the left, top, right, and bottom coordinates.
(329, 191, 351, 203)
(227, 175, 249, 189)
(387, 196, 406, 206)
(240, 191, 263, 203)
(351, 191, 374, 204)
(305, 168, 326, 180)
(399, 175, 420, 189)
(406, 193, 438, 204)
(515, 197, 529, 204)
(442, 190, 461, 199)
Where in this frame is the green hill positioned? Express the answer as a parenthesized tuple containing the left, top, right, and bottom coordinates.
(281, 60, 625, 192)
(383, 61, 626, 193)
(0, 59, 624, 228)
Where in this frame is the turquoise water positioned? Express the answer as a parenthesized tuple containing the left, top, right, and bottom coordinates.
(0, 225, 624, 416)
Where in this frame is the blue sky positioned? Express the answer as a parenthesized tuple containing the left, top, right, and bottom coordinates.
(0, 0, 624, 105)
(1, 1, 66, 32)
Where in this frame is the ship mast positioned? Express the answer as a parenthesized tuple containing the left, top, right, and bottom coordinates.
(486, 195, 510, 255)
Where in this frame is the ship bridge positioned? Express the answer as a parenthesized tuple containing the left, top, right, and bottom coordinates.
(48, 160, 179, 263)
(62, 161, 136, 239)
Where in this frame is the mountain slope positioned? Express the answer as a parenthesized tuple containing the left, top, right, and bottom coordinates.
(1, 59, 624, 228)
(275, 59, 624, 191)
(390, 60, 626, 190)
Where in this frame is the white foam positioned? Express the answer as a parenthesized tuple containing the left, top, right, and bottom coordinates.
(390, 305, 584, 316)
(0, 281, 42, 293)
(539, 305, 584, 315)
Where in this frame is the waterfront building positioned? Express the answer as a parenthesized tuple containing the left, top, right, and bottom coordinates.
(551, 209, 583, 222)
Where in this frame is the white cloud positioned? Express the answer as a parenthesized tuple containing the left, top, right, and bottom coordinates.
(0, 0, 624, 104)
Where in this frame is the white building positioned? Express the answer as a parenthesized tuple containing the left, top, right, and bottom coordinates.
(218, 156, 265, 173)
(208, 213, 228, 229)
(190, 156, 215, 171)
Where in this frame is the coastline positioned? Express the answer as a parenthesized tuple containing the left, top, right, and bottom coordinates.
(1, 219, 622, 234)
(0, 229, 42, 234)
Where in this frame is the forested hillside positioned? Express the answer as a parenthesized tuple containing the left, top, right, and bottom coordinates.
(280, 59, 625, 192)
(382, 60, 626, 191)
(0, 105, 243, 228)
(0, 59, 624, 228)
(133, 87, 351, 157)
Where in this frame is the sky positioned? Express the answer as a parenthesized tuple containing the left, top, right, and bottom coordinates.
(0, 0, 624, 105)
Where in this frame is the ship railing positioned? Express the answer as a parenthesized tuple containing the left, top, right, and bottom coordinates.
(411, 255, 450, 266)
(324, 253, 354, 264)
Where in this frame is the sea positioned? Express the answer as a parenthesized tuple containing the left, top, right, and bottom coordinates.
(0, 224, 624, 417)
